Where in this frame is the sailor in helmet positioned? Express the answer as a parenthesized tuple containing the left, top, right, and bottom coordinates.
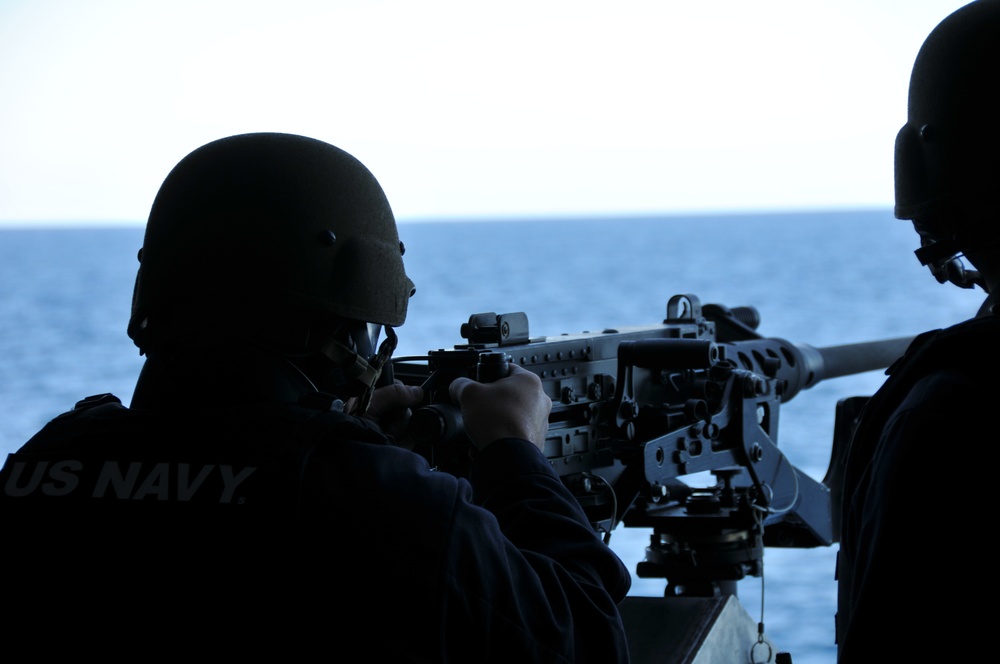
(837, 2, 1000, 661)
(0, 133, 631, 661)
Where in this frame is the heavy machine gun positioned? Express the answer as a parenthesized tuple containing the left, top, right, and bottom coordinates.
(391, 293, 911, 662)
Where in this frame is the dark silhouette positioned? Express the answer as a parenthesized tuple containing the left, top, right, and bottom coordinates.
(0, 133, 631, 661)
(837, 2, 1000, 661)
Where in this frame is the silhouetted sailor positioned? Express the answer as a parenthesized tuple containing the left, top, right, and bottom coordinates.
(0, 133, 631, 662)
(837, 2, 1000, 661)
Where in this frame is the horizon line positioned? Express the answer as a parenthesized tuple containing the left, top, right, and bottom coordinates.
(0, 205, 896, 230)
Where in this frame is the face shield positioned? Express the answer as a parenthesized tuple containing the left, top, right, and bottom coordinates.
(346, 321, 383, 365)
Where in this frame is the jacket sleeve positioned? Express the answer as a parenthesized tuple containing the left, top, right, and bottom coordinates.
(449, 437, 631, 663)
(838, 368, 991, 662)
(305, 424, 631, 663)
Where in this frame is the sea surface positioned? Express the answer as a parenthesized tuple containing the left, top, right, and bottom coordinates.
(0, 210, 984, 663)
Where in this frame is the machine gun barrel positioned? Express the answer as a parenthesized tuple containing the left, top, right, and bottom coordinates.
(805, 336, 914, 383)
(743, 335, 915, 405)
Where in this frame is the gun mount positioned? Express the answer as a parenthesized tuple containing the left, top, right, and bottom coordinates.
(392, 294, 911, 600)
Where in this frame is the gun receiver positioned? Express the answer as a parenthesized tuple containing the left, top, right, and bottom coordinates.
(392, 294, 911, 597)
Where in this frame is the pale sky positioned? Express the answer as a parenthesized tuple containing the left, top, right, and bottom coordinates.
(0, 0, 970, 225)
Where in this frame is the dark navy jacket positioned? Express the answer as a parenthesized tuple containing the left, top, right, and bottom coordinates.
(837, 313, 1000, 663)
(0, 392, 631, 662)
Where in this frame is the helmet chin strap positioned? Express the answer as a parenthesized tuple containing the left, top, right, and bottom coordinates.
(915, 237, 984, 290)
(912, 219, 986, 291)
(316, 326, 398, 415)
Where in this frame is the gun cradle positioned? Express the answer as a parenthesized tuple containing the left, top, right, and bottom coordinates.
(392, 294, 910, 597)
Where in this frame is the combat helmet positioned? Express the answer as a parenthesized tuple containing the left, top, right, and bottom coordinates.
(894, 0, 1000, 288)
(128, 132, 416, 409)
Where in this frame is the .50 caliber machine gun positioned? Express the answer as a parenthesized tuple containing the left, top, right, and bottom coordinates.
(391, 293, 911, 662)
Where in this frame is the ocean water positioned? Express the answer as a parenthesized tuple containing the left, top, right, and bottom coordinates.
(0, 211, 985, 663)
